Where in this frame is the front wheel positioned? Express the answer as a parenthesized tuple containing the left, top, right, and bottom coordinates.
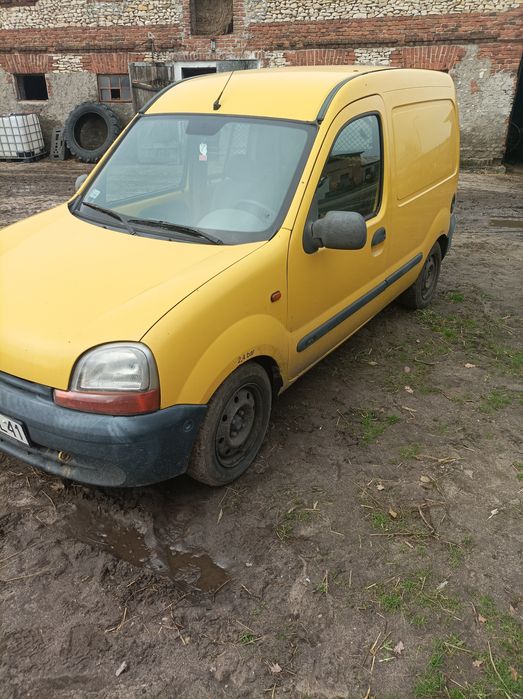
(187, 362, 272, 486)
(400, 242, 442, 310)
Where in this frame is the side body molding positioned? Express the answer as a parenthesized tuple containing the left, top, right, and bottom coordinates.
(297, 253, 423, 352)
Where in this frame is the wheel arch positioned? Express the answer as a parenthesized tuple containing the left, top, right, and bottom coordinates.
(146, 311, 289, 407)
(251, 355, 284, 398)
(422, 204, 451, 263)
(438, 233, 450, 259)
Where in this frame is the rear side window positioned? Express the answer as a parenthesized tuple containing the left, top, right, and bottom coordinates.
(392, 99, 457, 201)
(316, 114, 382, 219)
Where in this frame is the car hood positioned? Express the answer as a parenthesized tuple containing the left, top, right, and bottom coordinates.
(0, 205, 263, 389)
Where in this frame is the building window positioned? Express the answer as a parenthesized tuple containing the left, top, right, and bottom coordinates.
(181, 65, 217, 79)
(97, 74, 131, 102)
(15, 74, 48, 101)
(191, 0, 233, 35)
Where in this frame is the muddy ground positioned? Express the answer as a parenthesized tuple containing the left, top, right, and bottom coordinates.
(0, 161, 521, 699)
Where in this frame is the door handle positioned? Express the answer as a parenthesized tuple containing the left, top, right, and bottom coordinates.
(371, 227, 386, 246)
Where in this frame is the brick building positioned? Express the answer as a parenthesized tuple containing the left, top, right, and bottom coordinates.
(0, 0, 522, 165)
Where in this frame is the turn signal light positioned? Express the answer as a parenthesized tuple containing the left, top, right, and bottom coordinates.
(53, 388, 160, 416)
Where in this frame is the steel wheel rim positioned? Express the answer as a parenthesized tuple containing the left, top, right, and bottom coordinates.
(421, 252, 438, 301)
(215, 383, 262, 469)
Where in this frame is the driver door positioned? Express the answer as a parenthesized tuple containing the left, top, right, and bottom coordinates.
(287, 96, 390, 378)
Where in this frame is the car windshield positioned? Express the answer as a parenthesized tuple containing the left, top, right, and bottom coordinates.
(77, 114, 316, 244)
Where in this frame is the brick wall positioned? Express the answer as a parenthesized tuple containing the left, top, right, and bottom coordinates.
(0, 0, 521, 163)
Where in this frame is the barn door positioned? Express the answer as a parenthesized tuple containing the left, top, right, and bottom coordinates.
(128, 62, 173, 112)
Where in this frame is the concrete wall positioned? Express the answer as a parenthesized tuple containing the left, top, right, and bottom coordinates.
(453, 47, 518, 165)
(0, 0, 521, 164)
(0, 58, 134, 149)
(0, 69, 98, 142)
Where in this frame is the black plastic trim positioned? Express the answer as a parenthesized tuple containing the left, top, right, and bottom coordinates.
(316, 68, 395, 123)
(0, 371, 52, 399)
(0, 373, 207, 487)
(296, 252, 423, 352)
(317, 76, 359, 123)
(371, 227, 386, 246)
(385, 253, 422, 286)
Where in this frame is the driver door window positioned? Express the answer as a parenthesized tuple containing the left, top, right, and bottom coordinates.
(316, 114, 382, 220)
(287, 97, 389, 378)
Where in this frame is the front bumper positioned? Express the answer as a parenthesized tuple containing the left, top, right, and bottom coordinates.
(0, 371, 206, 487)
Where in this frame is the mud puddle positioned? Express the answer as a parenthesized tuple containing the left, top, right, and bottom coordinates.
(65, 502, 228, 593)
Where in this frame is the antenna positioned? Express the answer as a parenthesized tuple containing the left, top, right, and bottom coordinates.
(213, 71, 234, 111)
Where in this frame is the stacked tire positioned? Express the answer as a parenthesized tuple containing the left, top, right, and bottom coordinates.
(64, 102, 121, 163)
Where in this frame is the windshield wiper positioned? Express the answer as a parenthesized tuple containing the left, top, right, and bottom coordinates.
(128, 218, 223, 245)
(78, 203, 223, 244)
(80, 201, 137, 236)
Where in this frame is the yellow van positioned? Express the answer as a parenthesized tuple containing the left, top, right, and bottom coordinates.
(0, 66, 458, 487)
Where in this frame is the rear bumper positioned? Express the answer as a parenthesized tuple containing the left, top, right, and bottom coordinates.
(0, 371, 206, 487)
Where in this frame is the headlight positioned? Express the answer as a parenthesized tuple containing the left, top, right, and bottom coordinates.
(54, 342, 160, 416)
(71, 343, 158, 392)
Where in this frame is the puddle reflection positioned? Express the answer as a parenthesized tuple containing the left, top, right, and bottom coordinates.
(65, 502, 228, 593)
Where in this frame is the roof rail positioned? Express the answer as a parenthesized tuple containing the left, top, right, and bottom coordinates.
(316, 68, 396, 123)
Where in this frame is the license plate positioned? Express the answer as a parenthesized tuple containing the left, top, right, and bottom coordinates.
(0, 412, 30, 445)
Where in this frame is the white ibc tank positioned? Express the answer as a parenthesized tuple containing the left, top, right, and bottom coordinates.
(0, 113, 46, 160)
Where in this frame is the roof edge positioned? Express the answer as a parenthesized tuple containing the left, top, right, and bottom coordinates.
(316, 67, 396, 122)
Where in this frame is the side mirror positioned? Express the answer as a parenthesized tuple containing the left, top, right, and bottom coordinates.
(74, 173, 88, 192)
(304, 210, 367, 254)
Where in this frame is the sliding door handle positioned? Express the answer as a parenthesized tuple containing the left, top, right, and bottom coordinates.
(371, 227, 386, 247)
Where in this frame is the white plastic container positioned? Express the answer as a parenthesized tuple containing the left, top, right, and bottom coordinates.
(0, 113, 45, 160)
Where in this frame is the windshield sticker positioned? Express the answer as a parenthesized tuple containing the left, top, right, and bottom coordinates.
(86, 188, 101, 201)
(199, 143, 208, 162)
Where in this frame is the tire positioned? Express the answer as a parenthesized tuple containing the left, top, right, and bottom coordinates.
(64, 102, 121, 163)
(187, 363, 272, 486)
(400, 242, 442, 310)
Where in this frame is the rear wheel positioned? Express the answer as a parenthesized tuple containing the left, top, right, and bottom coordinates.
(400, 242, 442, 310)
(187, 362, 272, 486)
